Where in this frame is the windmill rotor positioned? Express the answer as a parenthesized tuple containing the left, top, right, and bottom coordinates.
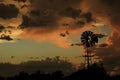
(81, 31, 98, 48)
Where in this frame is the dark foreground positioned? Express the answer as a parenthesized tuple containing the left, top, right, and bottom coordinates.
(0, 63, 119, 80)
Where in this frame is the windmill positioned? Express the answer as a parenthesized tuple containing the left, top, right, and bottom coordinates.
(81, 31, 98, 69)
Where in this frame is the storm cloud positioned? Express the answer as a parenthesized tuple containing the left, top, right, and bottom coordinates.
(59, 7, 81, 19)
(81, 0, 120, 33)
(14, 0, 27, 3)
(94, 32, 120, 74)
(0, 4, 19, 19)
(98, 43, 109, 48)
(20, 0, 83, 27)
(20, 0, 94, 30)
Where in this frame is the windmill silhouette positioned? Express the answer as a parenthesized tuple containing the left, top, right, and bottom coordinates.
(81, 31, 98, 69)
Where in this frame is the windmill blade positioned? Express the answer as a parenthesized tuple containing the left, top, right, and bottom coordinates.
(91, 34, 96, 38)
(81, 37, 85, 40)
(81, 34, 88, 40)
(81, 37, 88, 41)
(81, 39, 87, 43)
(85, 42, 91, 47)
(84, 31, 89, 36)
(81, 36, 85, 40)
(83, 31, 88, 36)
(90, 42, 94, 47)
(86, 31, 89, 36)
(89, 31, 93, 36)
(81, 33, 86, 38)
(81, 30, 98, 48)
(83, 41, 87, 45)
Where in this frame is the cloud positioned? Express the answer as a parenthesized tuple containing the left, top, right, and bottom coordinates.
(0, 4, 19, 19)
(81, 0, 120, 33)
(14, 0, 27, 3)
(20, 28, 72, 48)
(29, 0, 82, 10)
(95, 34, 107, 38)
(0, 25, 5, 33)
(59, 7, 93, 23)
(20, 11, 58, 28)
(59, 7, 81, 19)
(0, 27, 22, 43)
(75, 21, 85, 26)
(20, 0, 83, 27)
(19, 0, 94, 29)
(81, 12, 93, 23)
(0, 0, 4, 2)
(94, 32, 120, 74)
(98, 43, 109, 48)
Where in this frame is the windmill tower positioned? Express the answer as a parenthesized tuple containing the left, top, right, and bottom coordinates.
(81, 31, 98, 69)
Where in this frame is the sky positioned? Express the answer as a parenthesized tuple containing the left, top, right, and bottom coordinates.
(0, 0, 119, 75)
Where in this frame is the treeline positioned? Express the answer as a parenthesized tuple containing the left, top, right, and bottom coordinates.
(0, 56, 119, 80)
(0, 56, 75, 77)
(0, 63, 119, 80)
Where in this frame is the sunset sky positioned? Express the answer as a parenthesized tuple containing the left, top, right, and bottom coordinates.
(0, 0, 119, 74)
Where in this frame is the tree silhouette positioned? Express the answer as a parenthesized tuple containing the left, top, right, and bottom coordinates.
(0, 56, 75, 77)
(0, 63, 119, 80)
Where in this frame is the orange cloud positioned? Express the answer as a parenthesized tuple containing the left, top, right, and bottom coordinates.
(20, 27, 72, 48)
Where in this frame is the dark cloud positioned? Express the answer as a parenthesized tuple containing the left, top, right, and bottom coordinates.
(30, 10, 40, 16)
(95, 34, 107, 38)
(0, 0, 4, 2)
(59, 7, 81, 19)
(0, 25, 13, 41)
(82, 12, 93, 23)
(20, 15, 30, 28)
(58, 8, 93, 26)
(83, 0, 120, 33)
(6, 26, 15, 29)
(29, 0, 82, 10)
(20, 0, 94, 31)
(94, 32, 120, 74)
(75, 21, 85, 26)
(95, 46, 120, 74)
(20, 15, 47, 29)
(0, 4, 19, 19)
(98, 43, 108, 48)
(20, 11, 58, 29)
(0, 34, 13, 41)
(99, 0, 120, 28)
(0, 25, 5, 33)
(14, 0, 27, 3)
